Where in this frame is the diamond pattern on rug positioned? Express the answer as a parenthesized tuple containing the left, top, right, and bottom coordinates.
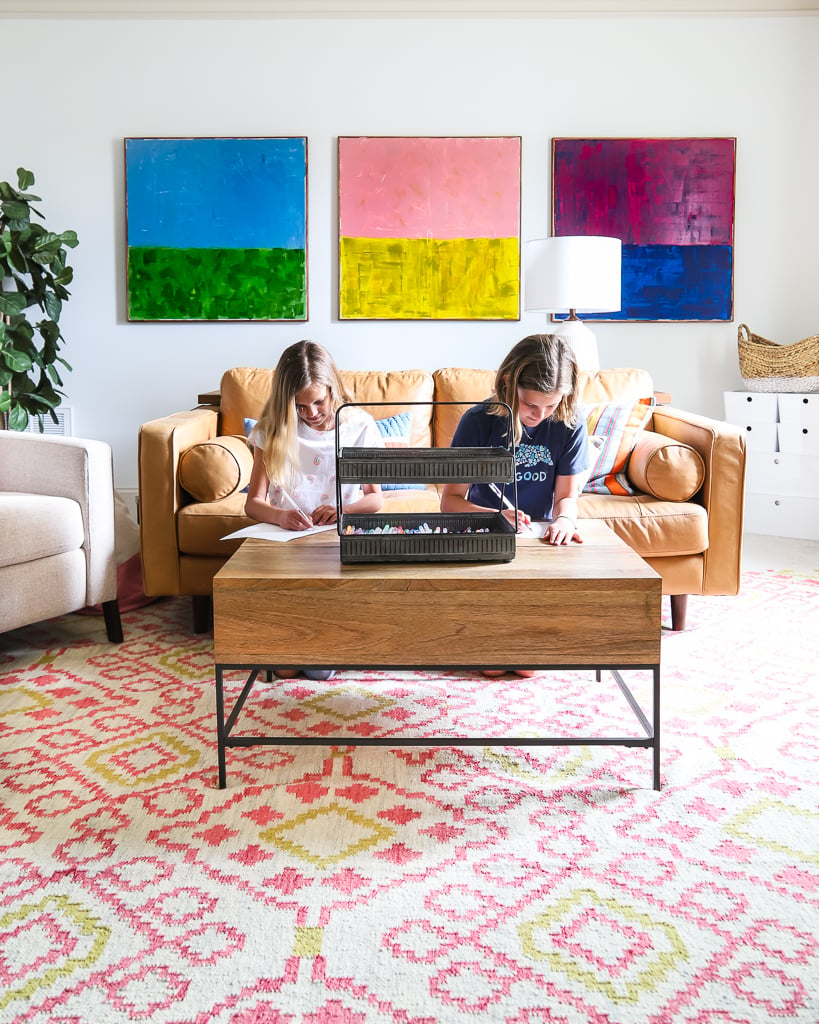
(0, 572, 818, 1023)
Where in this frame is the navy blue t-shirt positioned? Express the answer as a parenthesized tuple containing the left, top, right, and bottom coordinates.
(450, 400, 590, 521)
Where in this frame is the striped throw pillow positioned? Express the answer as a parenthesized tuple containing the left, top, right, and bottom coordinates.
(583, 398, 655, 496)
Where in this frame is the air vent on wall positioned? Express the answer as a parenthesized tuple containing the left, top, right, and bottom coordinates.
(25, 407, 73, 436)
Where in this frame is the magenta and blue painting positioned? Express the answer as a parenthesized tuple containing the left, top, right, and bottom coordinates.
(339, 136, 521, 320)
(125, 137, 307, 321)
(553, 137, 736, 321)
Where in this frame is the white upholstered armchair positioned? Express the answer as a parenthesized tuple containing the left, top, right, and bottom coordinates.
(0, 431, 123, 642)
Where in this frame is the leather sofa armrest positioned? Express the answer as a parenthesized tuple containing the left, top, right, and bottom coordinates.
(650, 406, 747, 595)
(138, 407, 219, 596)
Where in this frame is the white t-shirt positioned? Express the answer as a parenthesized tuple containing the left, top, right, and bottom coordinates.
(250, 408, 383, 514)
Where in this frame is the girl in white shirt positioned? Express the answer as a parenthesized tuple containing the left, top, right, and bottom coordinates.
(245, 340, 384, 680)
(245, 340, 384, 530)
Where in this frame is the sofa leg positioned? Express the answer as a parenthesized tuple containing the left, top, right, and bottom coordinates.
(102, 599, 124, 643)
(193, 595, 213, 634)
(670, 594, 688, 631)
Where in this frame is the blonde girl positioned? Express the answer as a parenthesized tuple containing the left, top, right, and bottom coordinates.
(245, 340, 384, 530)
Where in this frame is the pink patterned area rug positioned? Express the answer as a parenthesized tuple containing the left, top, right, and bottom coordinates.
(1, 570, 818, 1024)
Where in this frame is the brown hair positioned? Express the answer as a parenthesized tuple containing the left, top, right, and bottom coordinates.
(491, 334, 580, 443)
(256, 340, 351, 486)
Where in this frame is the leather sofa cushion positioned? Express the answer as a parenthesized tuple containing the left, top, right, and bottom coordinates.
(178, 435, 253, 503)
(177, 492, 254, 555)
(578, 367, 654, 406)
(578, 493, 708, 557)
(0, 493, 84, 567)
(432, 368, 495, 448)
(219, 366, 435, 447)
(627, 430, 706, 502)
(176, 487, 442, 556)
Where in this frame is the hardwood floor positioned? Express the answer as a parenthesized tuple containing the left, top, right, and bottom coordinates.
(741, 532, 819, 574)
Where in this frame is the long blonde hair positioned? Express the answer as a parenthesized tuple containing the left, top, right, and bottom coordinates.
(491, 334, 580, 443)
(256, 341, 351, 487)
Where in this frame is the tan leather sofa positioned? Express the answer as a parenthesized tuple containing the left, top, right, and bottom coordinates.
(138, 365, 746, 633)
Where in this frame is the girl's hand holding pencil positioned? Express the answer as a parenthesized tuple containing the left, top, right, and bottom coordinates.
(277, 488, 314, 531)
(489, 483, 531, 533)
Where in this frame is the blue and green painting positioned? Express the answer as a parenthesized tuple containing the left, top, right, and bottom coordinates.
(125, 137, 307, 321)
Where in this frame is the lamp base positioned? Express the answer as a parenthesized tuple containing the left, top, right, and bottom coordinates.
(549, 318, 600, 373)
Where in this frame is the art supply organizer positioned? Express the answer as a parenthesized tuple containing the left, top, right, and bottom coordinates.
(335, 402, 517, 564)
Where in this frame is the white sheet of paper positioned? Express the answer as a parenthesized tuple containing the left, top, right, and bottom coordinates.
(220, 522, 337, 543)
(518, 521, 550, 539)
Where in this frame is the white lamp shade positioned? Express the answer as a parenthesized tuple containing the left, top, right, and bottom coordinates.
(524, 236, 622, 314)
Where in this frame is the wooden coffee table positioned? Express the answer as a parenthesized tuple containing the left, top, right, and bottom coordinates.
(213, 520, 662, 789)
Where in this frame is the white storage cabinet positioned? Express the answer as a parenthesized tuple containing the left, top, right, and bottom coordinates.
(724, 391, 819, 540)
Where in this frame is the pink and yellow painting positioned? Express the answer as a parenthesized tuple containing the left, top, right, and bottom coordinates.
(339, 136, 521, 320)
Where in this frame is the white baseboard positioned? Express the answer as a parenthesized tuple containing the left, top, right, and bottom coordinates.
(118, 488, 140, 523)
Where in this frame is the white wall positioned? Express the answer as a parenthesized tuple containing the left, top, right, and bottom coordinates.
(3, 13, 818, 488)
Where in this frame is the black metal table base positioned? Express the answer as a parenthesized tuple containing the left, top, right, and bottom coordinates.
(215, 664, 661, 791)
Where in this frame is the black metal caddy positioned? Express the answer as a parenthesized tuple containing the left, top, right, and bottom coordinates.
(334, 401, 519, 564)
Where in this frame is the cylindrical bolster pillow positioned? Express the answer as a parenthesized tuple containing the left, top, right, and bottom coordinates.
(626, 430, 706, 502)
(178, 435, 253, 503)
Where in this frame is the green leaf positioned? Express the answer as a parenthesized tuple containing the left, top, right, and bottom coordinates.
(38, 319, 60, 344)
(16, 168, 35, 190)
(2, 349, 33, 373)
(0, 292, 27, 315)
(7, 249, 28, 274)
(43, 292, 62, 321)
(8, 404, 29, 430)
(0, 388, 9, 411)
(34, 231, 62, 252)
(1, 200, 31, 221)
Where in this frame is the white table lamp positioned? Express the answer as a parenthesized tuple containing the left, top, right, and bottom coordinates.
(524, 236, 622, 372)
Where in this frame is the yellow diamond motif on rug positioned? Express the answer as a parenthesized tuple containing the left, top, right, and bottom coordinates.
(0, 684, 51, 719)
(260, 801, 395, 868)
(158, 646, 215, 680)
(303, 685, 396, 722)
(519, 887, 688, 1004)
(0, 894, 109, 1012)
(85, 731, 200, 786)
(725, 798, 819, 866)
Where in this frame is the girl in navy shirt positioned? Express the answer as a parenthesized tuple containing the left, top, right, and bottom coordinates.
(441, 333, 590, 545)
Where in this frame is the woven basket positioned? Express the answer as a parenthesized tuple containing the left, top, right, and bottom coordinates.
(737, 323, 819, 393)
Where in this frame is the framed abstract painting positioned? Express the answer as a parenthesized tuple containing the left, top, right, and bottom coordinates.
(552, 137, 736, 322)
(338, 136, 521, 320)
(125, 137, 307, 321)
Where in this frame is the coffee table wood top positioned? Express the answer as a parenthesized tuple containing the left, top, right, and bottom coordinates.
(214, 520, 661, 667)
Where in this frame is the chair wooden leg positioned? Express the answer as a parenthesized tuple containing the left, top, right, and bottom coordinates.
(193, 594, 213, 634)
(102, 599, 124, 643)
(670, 594, 688, 631)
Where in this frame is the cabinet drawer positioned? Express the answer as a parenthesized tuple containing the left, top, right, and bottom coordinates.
(778, 392, 819, 429)
(724, 390, 778, 425)
(744, 493, 819, 540)
(746, 451, 819, 497)
(735, 420, 778, 452)
(777, 420, 819, 455)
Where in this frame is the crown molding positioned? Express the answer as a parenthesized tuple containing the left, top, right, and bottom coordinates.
(1, 0, 817, 16)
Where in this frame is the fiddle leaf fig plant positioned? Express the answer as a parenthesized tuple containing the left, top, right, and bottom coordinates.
(0, 167, 78, 431)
